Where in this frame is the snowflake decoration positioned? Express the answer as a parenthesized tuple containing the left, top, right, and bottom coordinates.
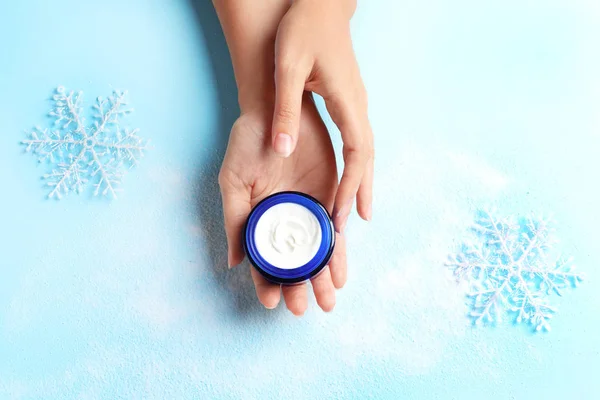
(22, 86, 148, 199)
(447, 209, 584, 332)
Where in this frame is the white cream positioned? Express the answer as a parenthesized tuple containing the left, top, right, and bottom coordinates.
(254, 202, 322, 270)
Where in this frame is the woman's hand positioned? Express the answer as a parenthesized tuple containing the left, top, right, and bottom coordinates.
(212, 0, 367, 314)
(219, 95, 347, 314)
(271, 0, 374, 233)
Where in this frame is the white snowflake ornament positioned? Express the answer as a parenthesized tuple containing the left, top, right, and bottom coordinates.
(447, 209, 584, 332)
(23, 86, 148, 199)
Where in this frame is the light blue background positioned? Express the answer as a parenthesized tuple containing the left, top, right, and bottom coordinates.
(1, 0, 599, 399)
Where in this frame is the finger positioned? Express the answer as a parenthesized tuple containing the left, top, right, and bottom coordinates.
(218, 171, 251, 268)
(333, 147, 367, 233)
(311, 267, 336, 312)
(251, 267, 281, 310)
(272, 60, 308, 158)
(356, 148, 374, 221)
(329, 232, 347, 289)
(282, 283, 308, 316)
(324, 95, 370, 233)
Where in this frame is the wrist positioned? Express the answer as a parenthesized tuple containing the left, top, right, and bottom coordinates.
(237, 80, 275, 115)
(212, 0, 290, 114)
(294, 0, 356, 19)
(232, 44, 277, 113)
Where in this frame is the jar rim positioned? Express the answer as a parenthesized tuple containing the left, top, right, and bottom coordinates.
(243, 191, 335, 285)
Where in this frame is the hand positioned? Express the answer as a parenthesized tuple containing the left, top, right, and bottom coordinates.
(219, 95, 347, 315)
(271, 0, 374, 233)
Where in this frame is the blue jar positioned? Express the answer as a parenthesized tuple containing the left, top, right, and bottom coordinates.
(243, 191, 335, 285)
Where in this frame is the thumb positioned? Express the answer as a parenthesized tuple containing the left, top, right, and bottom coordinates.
(219, 176, 252, 269)
(272, 63, 306, 158)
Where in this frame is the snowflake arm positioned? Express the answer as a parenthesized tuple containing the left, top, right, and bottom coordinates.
(468, 273, 511, 325)
(44, 149, 89, 199)
(95, 128, 148, 166)
(90, 150, 123, 198)
(49, 86, 86, 135)
(92, 90, 134, 136)
(22, 127, 80, 163)
(539, 256, 583, 296)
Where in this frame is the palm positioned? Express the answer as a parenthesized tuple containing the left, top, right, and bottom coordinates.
(232, 108, 336, 206)
(219, 97, 346, 315)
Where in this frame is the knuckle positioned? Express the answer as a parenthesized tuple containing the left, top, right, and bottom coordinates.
(275, 53, 299, 76)
(344, 144, 370, 164)
(275, 102, 297, 124)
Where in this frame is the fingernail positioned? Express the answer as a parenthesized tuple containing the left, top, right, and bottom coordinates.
(227, 251, 233, 269)
(265, 304, 277, 310)
(335, 215, 348, 234)
(336, 200, 352, 219)
(274, 133, 293, 158)
(338, 219, 347, 234)
(335, 200, 352, 233)
(366, 205, 372, 221)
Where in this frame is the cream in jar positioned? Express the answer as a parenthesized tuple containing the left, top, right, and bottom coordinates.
(244, 192, 335, 284)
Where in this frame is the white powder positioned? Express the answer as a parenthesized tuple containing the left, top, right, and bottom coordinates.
(253, 203, 322, 270)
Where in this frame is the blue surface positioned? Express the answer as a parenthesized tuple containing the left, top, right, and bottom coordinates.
(1, 0, 599, 399)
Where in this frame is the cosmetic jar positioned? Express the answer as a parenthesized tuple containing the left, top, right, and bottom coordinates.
(243, 191, 335, 285)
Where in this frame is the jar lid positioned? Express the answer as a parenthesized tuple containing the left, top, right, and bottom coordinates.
(243, 191, 335, 285)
